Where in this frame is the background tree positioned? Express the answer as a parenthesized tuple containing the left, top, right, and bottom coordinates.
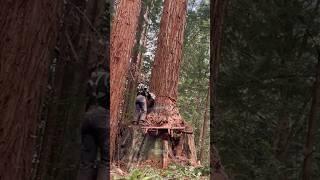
(0, 1, 61, 179)
(178, 0, 210, 165)
(198, 88, 209, 163)
(210, 0, 228, 179)
(216, 0, 320, 179)
(31, 0, 110, 179)
(110, 0, 141, 161)
(122, 0, 151, 125)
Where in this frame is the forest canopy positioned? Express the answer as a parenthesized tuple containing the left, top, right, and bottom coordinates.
(215, 0, 320, 179)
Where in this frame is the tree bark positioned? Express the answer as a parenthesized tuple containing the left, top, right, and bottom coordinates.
(122, 0, 150, 124)
(0, 1, 61, 180)
(34, 0, 109, 179)
(147, 0, 198, 166)
(149, 0, 187, 102)
(302, 50, 320, 180)
(148, 0, 187, 127)
(211, 0, 229, 179)
(110, 0, 141, 161)
(199, 88, 210, 163)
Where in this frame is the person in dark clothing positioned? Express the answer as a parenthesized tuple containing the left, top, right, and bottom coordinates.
(146, 92, 156, 113)
(134, 83, 156, 125)
(78, 66, 109, 180)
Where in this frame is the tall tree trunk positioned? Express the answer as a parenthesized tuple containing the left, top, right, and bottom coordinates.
(34, 0, 109, 179)
(110, 0, 141, 161)
(0, 1, 61, 180)
(211, 0, 228, 179)
(147, 0, 198, 166)
(148, 0, 187, 125)
(302, 50, 320, 180)
(199, 88, 210, 163)
(122, 0, 150, 124)
(149, 0, 187, 102)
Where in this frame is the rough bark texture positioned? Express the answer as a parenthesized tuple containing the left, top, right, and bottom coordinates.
(110, 0, 141, 161)
(122, 0, 150, 124)
(199, 88, 209, 163)
(211, 0, 229, 179)
(119, 126, 164, 168)
(33, 0, 109, 179)
(118, 125, 196, 170)
(146, 0, 197, 166)
(148, 0, 187, 127)
(149, 0, 187, 102)
(0, 1, 61, 180)
(302, 51, 320, 180)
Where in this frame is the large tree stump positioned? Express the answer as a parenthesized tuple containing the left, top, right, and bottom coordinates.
(119, 125, 164, 169)
(118, 117, 197, 169)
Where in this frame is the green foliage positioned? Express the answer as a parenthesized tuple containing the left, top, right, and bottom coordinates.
(123, 168, 160, 180)
(216, 0, 320, 179)
(142, 0, 163, 80)
(114, 165, 210, 180)
(164, 164, 210, 179)
(178, 0, 210, 165)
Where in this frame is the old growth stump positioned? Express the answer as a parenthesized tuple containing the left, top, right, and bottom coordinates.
(118, 122, 197, 169)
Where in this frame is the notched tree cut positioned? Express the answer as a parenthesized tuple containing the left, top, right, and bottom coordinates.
(146, 97, 184, 127)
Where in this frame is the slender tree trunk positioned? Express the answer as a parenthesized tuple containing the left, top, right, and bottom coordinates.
(122, 0, 150, 124)
(0, 1, 61, 180)
(302, 50, 320, 180)
(110, 0, 141, 161)
(211, 0, 228, 179)
(199, 88, 210, 163)
(135, 13, 149, 82)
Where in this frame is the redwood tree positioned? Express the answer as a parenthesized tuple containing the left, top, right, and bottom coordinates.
(198, 88, 209, 163)
(110, 0, 141, 161)
(149, 0, 187, 114)
(0, 1, 61, 179)
(122, 0, 150, 124)
(33, 0, 108, 179)
(147, 0, 198, 165)
(211, 0, 228, 179)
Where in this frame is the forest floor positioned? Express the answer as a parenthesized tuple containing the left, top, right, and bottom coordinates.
(110, 163, 210, 180)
